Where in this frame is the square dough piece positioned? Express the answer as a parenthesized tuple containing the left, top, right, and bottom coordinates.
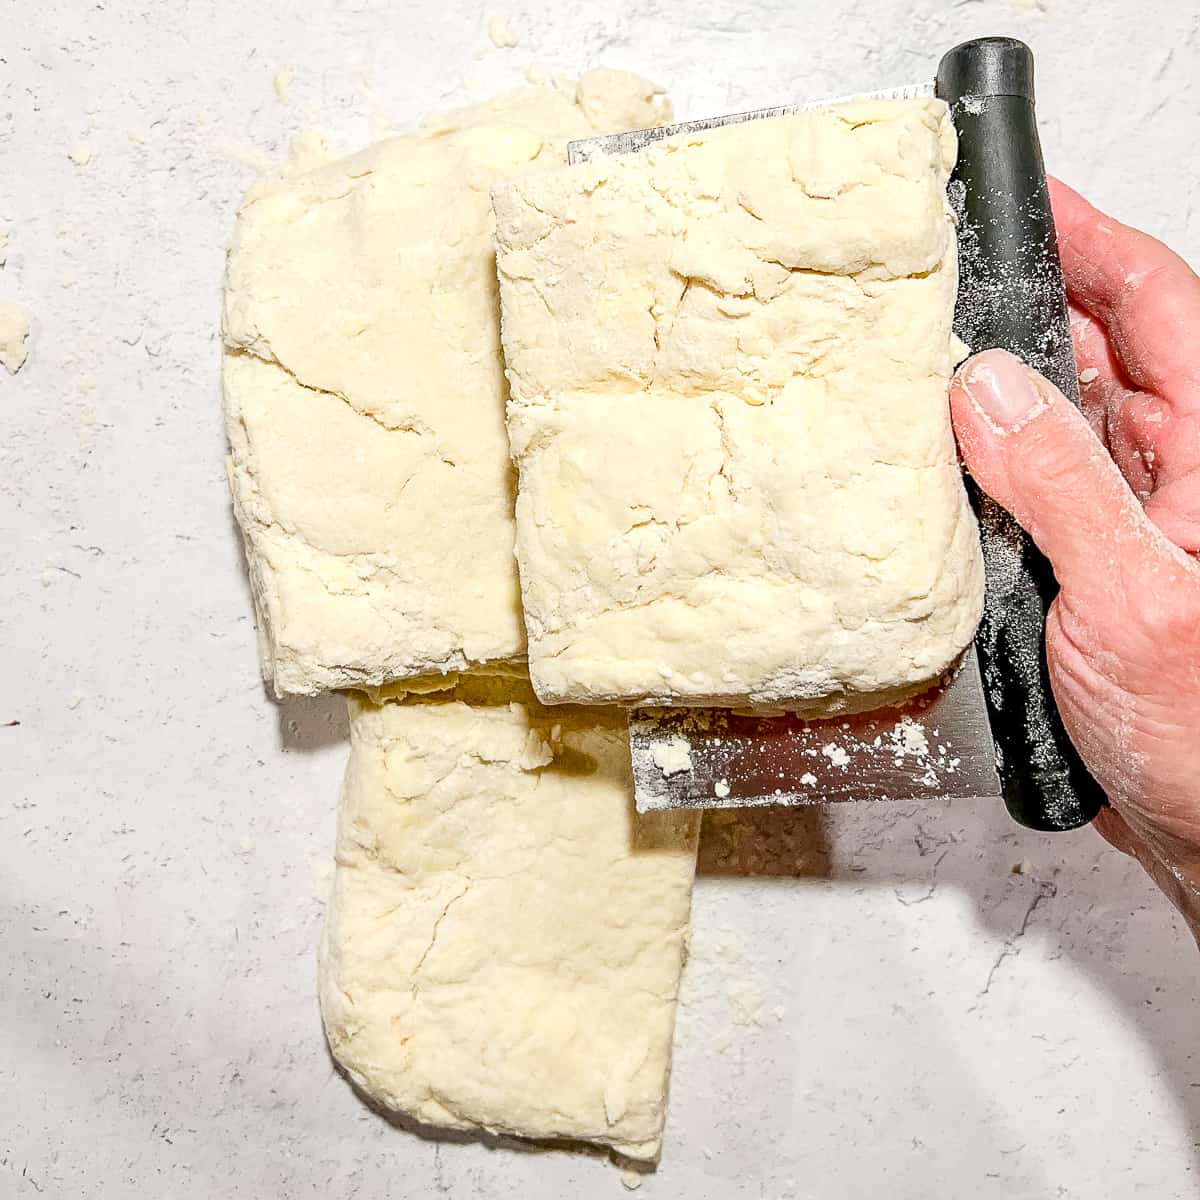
(222, 73, 670, 696)
(493, 98, 985, 711)
(318, 675, 700, 1160)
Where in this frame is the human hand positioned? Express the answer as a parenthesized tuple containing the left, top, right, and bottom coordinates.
(948, 179, 1200, 941)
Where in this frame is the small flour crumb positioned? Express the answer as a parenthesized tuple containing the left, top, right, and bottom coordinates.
(65, 692, 85, 711)
(68, 143, 94, 167)
(237, 836, 257, 855)
(0, 302, 30, 373)
(799, 772, 817, 787)
(714, 778, 730, 799)
(1078, 367, 1099, 384)
(889, 717, 930, 759)
(273, 67, 294, 102)
(487, 15, 520, 47)
(821, 742, 850, 769)
(620, 1170, 643, 1191)
(525, 62, 547, 85)
(650, 735, 692, 776)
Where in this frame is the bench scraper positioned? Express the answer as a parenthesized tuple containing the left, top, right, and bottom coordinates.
(567, 37, 1106, 832)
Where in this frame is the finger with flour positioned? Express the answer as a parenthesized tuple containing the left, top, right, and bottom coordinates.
(1050, 177, 1200, 411)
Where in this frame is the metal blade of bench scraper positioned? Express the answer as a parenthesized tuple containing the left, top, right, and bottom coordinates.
(631, 652, 1000, 813)
(567, 80, 1002, 813)
(567, 81, 934, 164)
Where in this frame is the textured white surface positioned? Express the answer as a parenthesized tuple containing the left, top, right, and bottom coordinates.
(1, 1, 1198, 1197)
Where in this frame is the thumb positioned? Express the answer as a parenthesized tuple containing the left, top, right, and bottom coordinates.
(949, 348, 1172, 599)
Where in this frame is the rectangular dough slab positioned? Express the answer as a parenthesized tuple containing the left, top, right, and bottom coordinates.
(318, 676, 699, 1160)
(222, 72, 670, 696)
(493, 98, 984, 711)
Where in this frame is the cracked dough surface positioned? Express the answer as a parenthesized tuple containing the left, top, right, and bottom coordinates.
(222, 72, 669, 696)
(493, 98, 984, 710)
(318, 675, 700, 1160)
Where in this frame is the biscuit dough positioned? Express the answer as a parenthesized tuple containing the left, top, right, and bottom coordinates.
(222, 72, 669, 696)
(318, 676, 699, 1160)
(493, 98, 984, 710)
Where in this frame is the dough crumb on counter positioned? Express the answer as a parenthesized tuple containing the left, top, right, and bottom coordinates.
(68, 143, 94, 167)
(0, 302, 31, 374)
(272, 66, 294, 102)
(487, 14, 519, 47)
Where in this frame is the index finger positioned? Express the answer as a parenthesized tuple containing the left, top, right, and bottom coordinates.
(1049, 178, 1200, 413)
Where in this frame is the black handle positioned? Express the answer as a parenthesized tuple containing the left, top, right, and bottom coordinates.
(936, 37, 1105, 832)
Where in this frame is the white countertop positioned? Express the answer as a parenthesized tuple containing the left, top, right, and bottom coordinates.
(2, 1, 1198, 1196)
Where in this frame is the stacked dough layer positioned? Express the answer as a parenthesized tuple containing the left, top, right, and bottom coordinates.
(493, 98, 983, 711)
(223, 73, 699, 1163)
(320, 676, 699, 1159)
(223, 73, 671, 697)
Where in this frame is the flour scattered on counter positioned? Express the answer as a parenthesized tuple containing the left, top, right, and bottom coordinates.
(0, 302, 30, 374)
(68, 143, 94, 167)
(213, 139, 276, 174)
(799, 772, 817, 787)
(488, 15, 520, 47)
(651, 735, 692, 776)
(78, 403, 98, 451)
(714, 778, 730, 798)
(273, 67, 294, 102)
